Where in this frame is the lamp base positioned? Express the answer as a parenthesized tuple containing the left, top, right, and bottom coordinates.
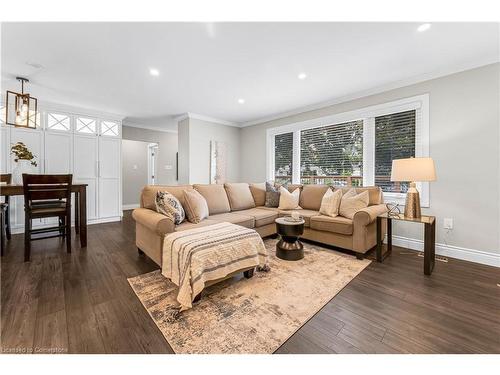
(404, 182, 421, 219)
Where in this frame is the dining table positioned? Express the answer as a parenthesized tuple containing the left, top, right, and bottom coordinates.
(0, 183, 88, 247)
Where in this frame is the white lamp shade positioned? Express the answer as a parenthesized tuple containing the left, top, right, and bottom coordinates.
(390, 157, 436, 182)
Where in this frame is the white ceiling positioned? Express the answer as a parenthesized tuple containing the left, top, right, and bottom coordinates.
(1, 22, 499, 129)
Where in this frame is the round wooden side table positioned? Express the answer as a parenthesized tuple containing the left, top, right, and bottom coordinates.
(275, 217, 305, 261)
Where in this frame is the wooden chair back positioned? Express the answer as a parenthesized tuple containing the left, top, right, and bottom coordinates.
(0, 174, 12, 184)
(22, 174, 72, 209)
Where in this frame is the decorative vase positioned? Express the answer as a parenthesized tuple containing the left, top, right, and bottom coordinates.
(12, 159, 33, 184)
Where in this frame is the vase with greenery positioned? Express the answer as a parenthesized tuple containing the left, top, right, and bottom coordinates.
(11, 142, 38, 184)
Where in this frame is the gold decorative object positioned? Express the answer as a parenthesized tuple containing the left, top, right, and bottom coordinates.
(390, 157, 437, 219)
(5, 77, 38, 128)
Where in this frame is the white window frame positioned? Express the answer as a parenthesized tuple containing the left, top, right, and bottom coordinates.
(266, 94, 430, 207)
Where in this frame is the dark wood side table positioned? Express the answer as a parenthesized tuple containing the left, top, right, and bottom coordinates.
(275, 217, 305, 261)
(376, 213, 436, 275)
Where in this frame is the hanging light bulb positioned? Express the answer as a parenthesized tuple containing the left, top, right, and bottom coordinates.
(5, 77, 38, 128)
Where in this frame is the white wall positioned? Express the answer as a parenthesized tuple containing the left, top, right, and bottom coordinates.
(121, 139, 149, 207)
(178, 117, 241, 184)
(239, 63, 500, 260)
(122, 125, 178, 185)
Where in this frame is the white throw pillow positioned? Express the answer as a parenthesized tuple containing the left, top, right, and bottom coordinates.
(319, 188, 342, 217)
(278, 186, 301, 210)
(339, 189, 369, 219)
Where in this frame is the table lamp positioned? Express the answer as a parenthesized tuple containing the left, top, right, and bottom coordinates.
(390, 157, 436, 219)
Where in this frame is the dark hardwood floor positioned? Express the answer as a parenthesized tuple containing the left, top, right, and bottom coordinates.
(1, 211, 499, 354)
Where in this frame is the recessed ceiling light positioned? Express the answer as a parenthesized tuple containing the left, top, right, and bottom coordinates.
(417, 23, 431, 32)
(237, 98, 245, 104)
(149, 68, 160, 76)
(298, 72, 307, 80)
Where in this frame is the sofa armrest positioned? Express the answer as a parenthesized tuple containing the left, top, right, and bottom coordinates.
(132, 208, 175, 235)
(353, 204, 388, 227)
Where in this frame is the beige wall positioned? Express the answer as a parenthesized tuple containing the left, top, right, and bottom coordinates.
(122, 139, 149, 206)
(122, 125, 178, 205)
(177, 117, 241, 184)
(239, 63, 500, 255)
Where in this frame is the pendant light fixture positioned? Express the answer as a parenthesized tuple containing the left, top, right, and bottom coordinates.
(5, 77, 38, 128)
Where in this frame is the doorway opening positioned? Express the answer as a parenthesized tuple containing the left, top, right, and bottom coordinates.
(147, 143, 159, 185)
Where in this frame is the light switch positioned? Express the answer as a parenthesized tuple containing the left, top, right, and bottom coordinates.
(133, 165, 138, 170)
(164, 165, 173, 170)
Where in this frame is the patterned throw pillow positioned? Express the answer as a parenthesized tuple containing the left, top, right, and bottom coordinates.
(319, 188, 342, 217)
(265, 181, 281, 207)
(155, 191, 185, 225)
(339, 189, 369, 219)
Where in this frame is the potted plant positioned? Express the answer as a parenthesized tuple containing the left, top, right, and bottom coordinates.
(11, 142, 38, 184)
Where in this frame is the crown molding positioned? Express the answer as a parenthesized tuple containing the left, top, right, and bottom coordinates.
(240, 58, 500, 128)
(122, 122, 178, 134)
(175, 112, 240, 127)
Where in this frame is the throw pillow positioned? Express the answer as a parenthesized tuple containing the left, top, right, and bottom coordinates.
(278, 186, 301, 210)
(155, 191, 185, 225)
(183, 190, 209, 224)
(319, 188, 342, 217)
(265, 181, 280, 207)
(339, 189, 369, 219)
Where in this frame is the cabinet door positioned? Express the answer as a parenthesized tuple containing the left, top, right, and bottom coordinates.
(98, 137, 121, 218)
(0, 126, 9, 173)
(74, 134, 98, 220)
(45, 132, 72, 173)
(9, 127, 44, 228)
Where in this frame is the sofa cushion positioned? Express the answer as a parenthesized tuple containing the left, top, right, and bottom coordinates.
(141, 185, 194, 210)
(310, 215, 354, 235)
(265, 181, 280, 207)
(236, 208, 278, 227)
(193, 184, 231, 215)
(300, 185, 331, 210)
(340, 186, 383, 206)
(278, 209, 319, 227)
(339, 189, 369, 219)
(155, 191, 185, 224)
(175, 219, 221, 232)
(319, 188, 342, 217)
(249, 183, 266, 206)
(208, 212, 255, 228)
(278, 186, 301, 210)
(183, 190, 209, 223)
(224, 183, 256, 211)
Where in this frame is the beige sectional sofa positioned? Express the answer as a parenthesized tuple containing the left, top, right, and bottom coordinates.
(132, 183, 387, 266)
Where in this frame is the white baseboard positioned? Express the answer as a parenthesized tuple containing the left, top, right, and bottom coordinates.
(122, 204, 140, 210)
(11, 216, 122, 234)
(390, 235, 500, 268)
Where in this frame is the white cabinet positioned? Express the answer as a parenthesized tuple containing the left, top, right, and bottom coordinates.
(74, 134, 99, 220)
(2, 108, 122, 233)
(98, 137, 121, 218)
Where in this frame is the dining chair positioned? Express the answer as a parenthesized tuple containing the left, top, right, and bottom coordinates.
(22, 174, 72, 262)
(0, 203, 7, 256)
(0, 173, 12, 242)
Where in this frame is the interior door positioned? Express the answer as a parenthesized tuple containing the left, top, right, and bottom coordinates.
(73, 134, 98, 220)
(9, 127, 44, 229)
(98, 136, 121, 218)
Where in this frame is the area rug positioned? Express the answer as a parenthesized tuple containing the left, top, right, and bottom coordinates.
(127, 238, 370, 354)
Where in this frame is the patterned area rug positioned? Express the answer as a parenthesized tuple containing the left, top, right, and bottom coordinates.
(127, 238, 370, 354)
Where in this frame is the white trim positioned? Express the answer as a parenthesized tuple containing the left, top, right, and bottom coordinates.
(175, 112, 240, 127)
(122, 203, 140, 210)
(10, 216, 122, 234)
(241, 59, 498, 127)
(390, 235, 500, 268)
(122, 122, 178, 134)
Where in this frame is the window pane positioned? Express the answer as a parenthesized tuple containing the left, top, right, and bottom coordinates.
(76, 117, 96, 134)
(274, 133, 293, 185)
(101, 120, 119, 136)
(375, 110, 416, 193)
(300, 120, 363, 186)
(47, 113, 70, 131)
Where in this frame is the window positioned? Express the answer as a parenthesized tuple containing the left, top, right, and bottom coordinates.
(267, 94, 429, 205)
(100, 120, 119, 136)
(300, 120, 363, 186)
(274, 132, 293, 185)
(375, 110, 416, 193)
(47, 113, 71, 131)
(76, 117, 96, 134)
